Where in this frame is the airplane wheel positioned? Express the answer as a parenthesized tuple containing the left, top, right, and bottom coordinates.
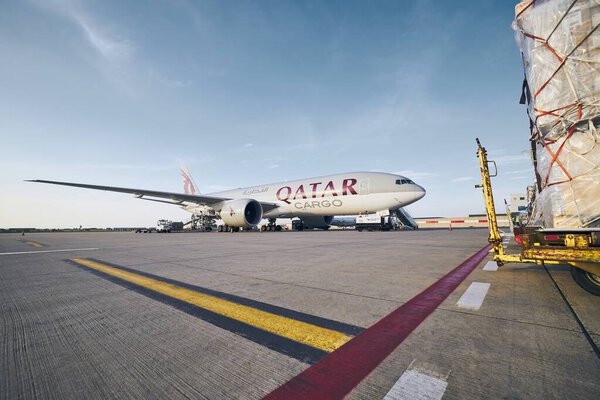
(275, 225, 282, 232)
(261, 225, 267, 232)
(205, 227, 212, 232)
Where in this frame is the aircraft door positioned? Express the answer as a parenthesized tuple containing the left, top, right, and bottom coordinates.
(358, 179, 370, 195)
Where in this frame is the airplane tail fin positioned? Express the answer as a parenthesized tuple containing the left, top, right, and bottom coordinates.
(180, 166, 200, 195)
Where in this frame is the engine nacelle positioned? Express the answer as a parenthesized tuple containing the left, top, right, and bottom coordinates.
(220, 199, 263, 227)
(299, 215, 334, 230)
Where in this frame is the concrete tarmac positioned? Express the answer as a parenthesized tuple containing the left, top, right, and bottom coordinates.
(1, 230, 599, 399)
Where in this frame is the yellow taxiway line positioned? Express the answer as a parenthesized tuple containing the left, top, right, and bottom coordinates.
(26, 241, 44, 248)
(70, 258, 352, 352)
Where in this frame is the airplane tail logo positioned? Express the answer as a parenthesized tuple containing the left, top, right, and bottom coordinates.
(180, 166, 200, 195)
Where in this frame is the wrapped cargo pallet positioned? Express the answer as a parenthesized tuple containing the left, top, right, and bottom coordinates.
(513, 0, 600, 228)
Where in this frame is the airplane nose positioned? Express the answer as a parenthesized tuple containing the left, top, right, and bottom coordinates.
(414, 185, 426, 201)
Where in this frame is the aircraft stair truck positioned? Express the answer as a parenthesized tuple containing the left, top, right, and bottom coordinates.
(355, 210, 399, 232)
(395, 208, 419, 230)
(156, 219, 173, 233)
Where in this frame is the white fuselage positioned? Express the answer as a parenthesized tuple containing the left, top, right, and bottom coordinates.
(184, 172, 425, 219)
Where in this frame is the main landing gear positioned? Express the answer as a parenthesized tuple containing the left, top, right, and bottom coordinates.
(190, 214, 216, 232)
(218, 225, 241, 233)
(261, 219, 282, 232)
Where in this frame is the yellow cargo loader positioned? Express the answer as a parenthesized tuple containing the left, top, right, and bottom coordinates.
(476, 138, 600, 296)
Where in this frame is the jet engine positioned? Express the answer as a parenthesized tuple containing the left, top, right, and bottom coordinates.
(298, 215, 334, 230)
(220, 199, 263, 227)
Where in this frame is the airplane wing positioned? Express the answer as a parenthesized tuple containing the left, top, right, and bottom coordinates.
(26, 179, 280, 211)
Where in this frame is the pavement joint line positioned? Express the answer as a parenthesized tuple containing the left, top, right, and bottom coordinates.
(262, 244, 492, 400)
(108, 241, 488, 269)
(167, 263, 404, 304)
(435, 305, 587, 333)
(456, 282, 491, 310)
(543, 265, 600, 360)
(139, 257, 406, 304)
(0, 248, 99, 256)
(68, 258, 361, 362)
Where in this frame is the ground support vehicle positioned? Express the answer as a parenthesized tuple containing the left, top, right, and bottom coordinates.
(476, 139, 600, 295)
(355, 210, 399, 232)
(156, 219, 173, 233)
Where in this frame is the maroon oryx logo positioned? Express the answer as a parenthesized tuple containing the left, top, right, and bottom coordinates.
(229, 207, 235, 217)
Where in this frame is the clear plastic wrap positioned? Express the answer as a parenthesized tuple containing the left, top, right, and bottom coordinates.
(514, 0, 600, 227)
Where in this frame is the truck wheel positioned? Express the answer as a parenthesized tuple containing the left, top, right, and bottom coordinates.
(357, 228, 363, 232)
(275, 225, 282, 232)
(571, 266, 600, 296)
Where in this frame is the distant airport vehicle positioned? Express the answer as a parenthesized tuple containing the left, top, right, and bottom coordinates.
(27, 171, 425, 232)
(156, 219, 173, 233)
(355, 210, 400, 232)
(330, 216, 356, 228)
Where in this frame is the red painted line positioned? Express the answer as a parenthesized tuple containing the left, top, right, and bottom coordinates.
(425, 220, 439, 224)
(263, 244, 492, 400)
(479, 219, 488, 223)
(451, 220, 465, 223)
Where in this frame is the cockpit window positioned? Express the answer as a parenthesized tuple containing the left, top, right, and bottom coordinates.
(396, 179, 415, 185)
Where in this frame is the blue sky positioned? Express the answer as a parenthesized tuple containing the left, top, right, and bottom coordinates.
(1, 0, 534, 228)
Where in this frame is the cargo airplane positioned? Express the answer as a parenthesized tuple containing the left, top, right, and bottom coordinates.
(27, 171, 425, 231)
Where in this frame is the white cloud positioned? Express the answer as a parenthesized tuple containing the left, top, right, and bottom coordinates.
(394, 169, 437, 180)
(146, 68, 192, 88)
(493, 153, 531, 165)
(243, 143, 253, 148)
(204, 184, 233, 192)
(26, 0, 197, 94)
(267, 164, 279, 169)
(505, 168, 532, 175)
(74, 14, 133, 63)
(451, 176, 474, 182)
(29, 0, 134, 63)
(71, 163, 176, 172)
